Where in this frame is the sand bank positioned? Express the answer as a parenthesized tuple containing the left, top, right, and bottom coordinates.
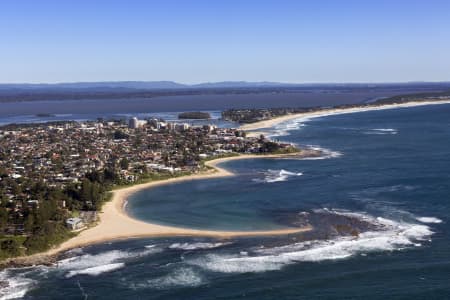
(240, 100, 450, 133)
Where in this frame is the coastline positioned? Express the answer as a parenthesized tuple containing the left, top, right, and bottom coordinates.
(2, 153, 314, 267)
(240, 100, 450, 133)
(4, 99, 450, 267)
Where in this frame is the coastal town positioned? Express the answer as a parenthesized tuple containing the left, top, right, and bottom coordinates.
(1, 97, 450, 261)
(0, 116, 298, 259)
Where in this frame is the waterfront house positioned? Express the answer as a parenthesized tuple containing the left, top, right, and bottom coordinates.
(66, 217, 84, 230)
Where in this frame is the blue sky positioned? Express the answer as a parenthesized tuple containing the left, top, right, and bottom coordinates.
(1, 0, 449, 83)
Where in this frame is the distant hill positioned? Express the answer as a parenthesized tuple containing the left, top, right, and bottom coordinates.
(0, 81, 298, 91)
(2, 81, 450, 92)
(1, 81, 450, 103)
(191, 81, 296, 88)
(0, 81, 188, 91)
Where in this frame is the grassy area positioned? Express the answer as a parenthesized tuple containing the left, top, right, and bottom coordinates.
(0, 235, 27, 260)
(0, 227, 76, 259)
(23, 223, 76, 255)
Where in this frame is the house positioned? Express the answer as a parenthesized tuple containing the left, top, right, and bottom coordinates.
(66, 217, 84, 230)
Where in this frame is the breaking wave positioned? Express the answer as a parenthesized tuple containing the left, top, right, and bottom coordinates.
(189, 210, 436, 274)
(253, 169, 303, 183)
(365, 128, 398, 135)
(58, 250, 128, 271)
(0, 269, 36, 300)
(58, 247, 161, 278)
(134, 268, 205, 289)
(416, 217, 443, 224)
(268, 119, 306, 138)
(301, 145, 343, 160)
(169, 242, 231, 250)
(66, 263, 125, 278)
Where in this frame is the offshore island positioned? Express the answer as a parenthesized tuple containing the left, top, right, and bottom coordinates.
(1, 94, 450, 267)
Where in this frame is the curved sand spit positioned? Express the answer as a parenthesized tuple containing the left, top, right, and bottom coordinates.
(46, 155, 311, 257)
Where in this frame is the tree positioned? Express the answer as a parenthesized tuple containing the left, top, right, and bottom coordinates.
(0, 239, 21, 258)
(24, 212, 35, 233)
(120, 158, 129, 170)
(260, 141, 281, 153)
(24, 222, 70, 254)
(113, 130, 128, 139)
(86, 170, 104, 184)
(0, 207, 8, 231)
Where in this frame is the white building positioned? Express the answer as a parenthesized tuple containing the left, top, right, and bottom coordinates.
(149, 119, 167, 130)
(66, 217, 84, 230)
(128, 117, 139, 129)
(203, 124, 217, 132)
(176, 123, 190, 131)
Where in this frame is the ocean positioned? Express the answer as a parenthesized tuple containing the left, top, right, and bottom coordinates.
(1, 103, 450, 299)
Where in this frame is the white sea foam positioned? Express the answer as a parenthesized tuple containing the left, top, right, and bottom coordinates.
(142, 268, 204, 289)
(169, 242, 231, 250)
(64, 247, 84, 255)
(416, 217, 443, 224)
(58, 250, 130, 271)
(190, 210, 436, 274)
(301, 145, 343, 160)
(268, 119, 306, 138)
(253, 169, 303, 183)
(258, 115, 344, 161)
(365, 128, 398, 135)
(66, 263, 125, 278)
(58, 247, 161, 278)
(0, 270, 36, 300)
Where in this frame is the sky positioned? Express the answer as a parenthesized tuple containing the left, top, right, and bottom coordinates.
(1, 0, 450, 84)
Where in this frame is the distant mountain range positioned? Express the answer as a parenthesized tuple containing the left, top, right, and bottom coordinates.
(2, 81, 449, 91)
(1, 81, 450, 103)
(0, 81, 299, 91)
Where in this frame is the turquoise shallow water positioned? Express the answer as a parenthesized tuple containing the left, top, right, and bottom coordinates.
(2, 104, 450, 299)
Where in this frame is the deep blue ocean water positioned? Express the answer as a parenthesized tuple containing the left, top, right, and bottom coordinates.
(2, 103, 450, 299)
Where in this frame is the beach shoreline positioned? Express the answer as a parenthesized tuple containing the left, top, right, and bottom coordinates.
(1, 153, 315, 267)
(240, 100, 450, 134)
(4, 99, 450, 267)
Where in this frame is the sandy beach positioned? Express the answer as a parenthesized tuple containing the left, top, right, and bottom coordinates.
(51, 154, 313, 253)
(4, 153, 313, 266)
(6, 99, 450, 266)
(241, 100, 450, 133)
(60, 168, 301, 249)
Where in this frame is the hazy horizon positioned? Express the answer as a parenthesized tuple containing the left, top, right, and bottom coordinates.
(2, 80, 450, 86)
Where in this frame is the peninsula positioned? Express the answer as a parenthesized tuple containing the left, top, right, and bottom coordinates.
(0, 117, 310, 264)
(2, 96, 450, 267)
(222, 91, 450, 124)
(239, 99, 450, 133)
(1, 153, 316, 268)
